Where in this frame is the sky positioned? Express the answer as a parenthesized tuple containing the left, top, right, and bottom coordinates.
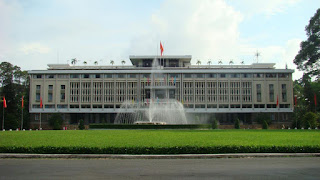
(0, 0, 319, 80)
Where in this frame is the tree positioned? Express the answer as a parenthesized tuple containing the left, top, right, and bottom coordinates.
(71, 58, 77, 65)
(121, 60, 126, 66)
(207, 60, 212, 66)
(218, 60, 222, 65)
(0, 62, 29, 129)
(212, 118, 218, 129)
(94, 61, 98, 65)
(229, 60, 234, 65)
(79, 119, 85, 130)
(110, 60, 114, 66)
(234, 118, 240, 129)
(83, 61, 87, 65)
(294, 8, 320, 78)
(48, 113, 63, 130)
(303, 112, 318, 129)
(196, 60, 201, 66)
(241, 61, 245, 65)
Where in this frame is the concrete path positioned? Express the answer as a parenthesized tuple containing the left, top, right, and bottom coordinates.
(1, 157, 320, 179)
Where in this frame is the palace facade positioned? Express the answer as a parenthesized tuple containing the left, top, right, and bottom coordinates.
(28, 55, 294, 128)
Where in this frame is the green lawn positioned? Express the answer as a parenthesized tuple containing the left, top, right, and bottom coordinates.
(0, 130, 320, 154)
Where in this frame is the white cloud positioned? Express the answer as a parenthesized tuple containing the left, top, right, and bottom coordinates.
(20, 43, 51, 55)
(229, 0, 301, 17)
(129, 0, 244, 64)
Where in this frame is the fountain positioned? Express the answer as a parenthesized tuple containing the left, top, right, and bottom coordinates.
(114, 58, 187, 124)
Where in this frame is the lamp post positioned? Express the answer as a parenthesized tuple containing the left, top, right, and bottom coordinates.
(294, 95, 297, 129)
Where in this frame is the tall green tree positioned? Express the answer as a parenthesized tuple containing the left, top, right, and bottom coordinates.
(0, 62, 29, 129)
(294, 8, 320, 78)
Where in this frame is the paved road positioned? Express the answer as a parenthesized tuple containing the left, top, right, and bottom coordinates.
(1, 157, 320, 179)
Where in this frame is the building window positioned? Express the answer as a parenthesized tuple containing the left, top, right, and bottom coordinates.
(196, 74, 204, 78)
(35, 114, 40, 121)
(70, 74, 79, 78)
(48, 85, 53, 90)
(48, 93, 53, 102)
(256, 84, 262, 102)
(254, 73, 264, 78)
(128, 74, 136, 78)
(83, 74, 90, 78)
(230, 74, 240, 78)
(36, 85, 41, 90)
(60, 93, 65, 102)
(95, 74, 101, 78)
(184, 74, 192, 78)
(58, 74, 68, 78)
(282, 84, 287, 102)
(46, 75, 54, 78)
(61, 85, 65, 90)
(118, 74, 126, 78)
(242, 73, 252, 78)
(104, 74, 113, 78)
(219, 74, 227, 78)
(279, 73, 289, 78)
(266, 73, 277, 78)
(206, 74, 216, 78)
(269, 84, 274, 102)
(34, 75, 42, 79)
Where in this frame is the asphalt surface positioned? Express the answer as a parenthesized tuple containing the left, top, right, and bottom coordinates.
(1, 157, 320, 179)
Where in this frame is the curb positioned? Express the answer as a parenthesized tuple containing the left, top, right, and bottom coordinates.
(1, 153, 320, 159)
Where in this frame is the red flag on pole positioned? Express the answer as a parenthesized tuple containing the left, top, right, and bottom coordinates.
(294, 96, 297, 107)
(40, 97, 43, 108)
(22, 96, 24, 109)
(315, 93, 317, 106)
(3, 97, 7, 108)
(160, 41, 164, 56)
(276, 95, 279, 108)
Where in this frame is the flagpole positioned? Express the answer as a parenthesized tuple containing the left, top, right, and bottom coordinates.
(2, 105, 4, 130)
(40, 112, 41, 130)
(21, 108, 23, 130)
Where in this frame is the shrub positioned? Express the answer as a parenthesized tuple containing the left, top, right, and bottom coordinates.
(255, 113, 271, 125)
(48, 113, 63, 130)
(78, 119, 85, 130)
(212, 118, 218, 129)
(234, 118, 240, 129)
(303, 112, 318, 129)
(262, 120, 268, 129)
(89, 124, 212, 129)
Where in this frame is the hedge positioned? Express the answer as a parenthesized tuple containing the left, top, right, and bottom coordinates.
(89, 124, 212, 129)
(1, 145, 319, 154)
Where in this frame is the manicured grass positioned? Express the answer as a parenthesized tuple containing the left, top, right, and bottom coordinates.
(0, 130, 320, 154)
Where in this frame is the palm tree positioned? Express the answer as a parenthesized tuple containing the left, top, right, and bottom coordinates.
(121, 60, 126, 66)
(218, 60, 222, 65)
(83, 61, 87, 65)
(71, 58, 77, 65)
(196, 60, 201, 66)
(94, 61, 98, 65)
(110, 60, 114, 66)
(207, 60, 212, 66)
(229, 60, 234, 65)
(240, 61, 244, 65)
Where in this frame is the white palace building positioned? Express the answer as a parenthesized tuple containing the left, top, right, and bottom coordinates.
(28, 55, 294, 128)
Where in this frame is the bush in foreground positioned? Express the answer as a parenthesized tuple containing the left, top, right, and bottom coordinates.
(234, 119, 240, 129)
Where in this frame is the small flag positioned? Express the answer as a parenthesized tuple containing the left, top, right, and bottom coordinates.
(276, 95, 279, 108)
(164, 77, 166, 85)
(40, 97, 43, 108)
(147, 77, 150, 84)
(315, 93, 317, 107)
(171, 77, 174, 84)
(181, 99, 184, 104)
(132, 99, 134, 105)
(174, 77, 176, 84)
(3, 97, 7, 108)
(160, 41, 164, 56)
(22, 96, 24, 109)
(294, 96, 297, 107)
(144, 77, 146, 83)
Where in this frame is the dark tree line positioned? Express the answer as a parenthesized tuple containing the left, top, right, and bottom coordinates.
(0, 62, 29, 129)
